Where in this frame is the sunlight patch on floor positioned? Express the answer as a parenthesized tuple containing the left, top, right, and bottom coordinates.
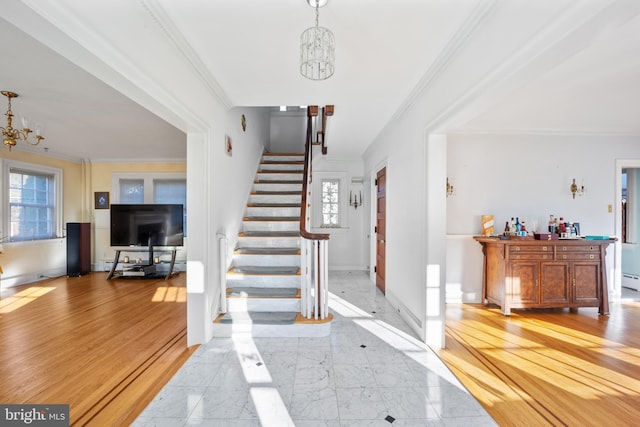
(0, 286, 55, 313)
(151, 286, 186, 302)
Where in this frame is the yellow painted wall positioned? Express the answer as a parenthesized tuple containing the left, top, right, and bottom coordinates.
(89, 161, 187, 268)
(0, 150, 84, 286)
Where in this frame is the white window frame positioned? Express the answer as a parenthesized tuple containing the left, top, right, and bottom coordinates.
(312, 171, 348, 229)
(112, 172, 186, 204)
(2, 159, 63, 242)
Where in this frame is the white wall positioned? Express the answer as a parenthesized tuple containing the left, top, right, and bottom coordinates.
(363, 110, 439, 345)
(311, 154, 368, 271)
(269, 110, 306, 153)
(188, 106, 270, 345)
(446, 133, 640, 303)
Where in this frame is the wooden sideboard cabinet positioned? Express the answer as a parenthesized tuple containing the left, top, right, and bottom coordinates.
(473, 236, 614, 316)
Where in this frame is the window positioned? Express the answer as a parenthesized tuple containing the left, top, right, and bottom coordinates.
(113, 173, 187, 234)
(312, 172, 348, 229)
(119, 179, 144, 204)
(3, 160, 62, 242)
(321, 179, 340, 227)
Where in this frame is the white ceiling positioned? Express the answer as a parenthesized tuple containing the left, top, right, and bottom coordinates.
(0, 0, 639, 162)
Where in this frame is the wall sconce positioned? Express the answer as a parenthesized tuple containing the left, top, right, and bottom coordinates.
(350, 191, 362, 209)
(570, 178, 585, 199)
(446, 177, 455, 197)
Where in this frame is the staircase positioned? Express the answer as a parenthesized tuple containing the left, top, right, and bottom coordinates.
(213, 152, 332, 337)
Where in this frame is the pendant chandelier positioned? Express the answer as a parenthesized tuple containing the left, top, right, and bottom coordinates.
(300, 0, 335, 81)
(1, 90, 45, 150)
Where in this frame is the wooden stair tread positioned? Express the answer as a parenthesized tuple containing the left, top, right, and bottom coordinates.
(238, 231, 299, 237)
(251, 191, 301, 195)
(247, 203, 301, 207)
(234, 247, 300, 255)
(227, 287, 300, 298)
(214, 312, 333, 325)
(228, 266, 300, 275)
(261, 161, 304, 165)
(218, 311, 297, 325)
(254, 180, 303, 184)
(243, 216, 299, 222)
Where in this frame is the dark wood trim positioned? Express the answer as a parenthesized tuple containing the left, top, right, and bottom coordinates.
(300, 106, 330, 241)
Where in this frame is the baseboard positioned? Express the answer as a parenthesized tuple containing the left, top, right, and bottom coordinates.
(329, 265, 367, 271)
(0, 267, 66, 289)
(622, 273, 640, 291)
(385, 289, 423, 338)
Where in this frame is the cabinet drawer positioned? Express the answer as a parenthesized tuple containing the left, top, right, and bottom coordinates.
(510, 245, 553, 254)
(557, 245, 600, 253)
(557, 252, 599, 261)
(511, 253, 553, 260)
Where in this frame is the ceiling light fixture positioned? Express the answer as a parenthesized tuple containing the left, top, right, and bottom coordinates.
(1, 91, 45, 150)
(300, 0, 335, 81)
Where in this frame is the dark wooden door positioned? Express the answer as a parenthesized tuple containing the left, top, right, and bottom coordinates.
(376, 167, 386, 294)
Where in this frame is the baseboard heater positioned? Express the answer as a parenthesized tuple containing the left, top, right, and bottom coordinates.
(622, 273, 640, 291)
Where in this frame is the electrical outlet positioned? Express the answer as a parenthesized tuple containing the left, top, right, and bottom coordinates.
(608, 204, 613, 213)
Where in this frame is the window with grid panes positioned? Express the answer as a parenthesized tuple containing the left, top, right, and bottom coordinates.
(114, 174, 187, 235)
(321, 179, 340, 227)
(7, 165, 60, 241)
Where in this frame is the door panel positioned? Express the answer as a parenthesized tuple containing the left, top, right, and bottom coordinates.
(573, 262, 600, 305)
(510, 262, 538, 305)
(376, 167, 386, 294)
(540, 262, 570, 304)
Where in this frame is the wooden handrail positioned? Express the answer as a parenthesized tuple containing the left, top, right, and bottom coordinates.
(300, 105, 330, 241)
(321, 105, 333, 155)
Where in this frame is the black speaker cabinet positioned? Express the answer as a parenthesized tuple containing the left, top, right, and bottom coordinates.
(67, 222, 91, 276)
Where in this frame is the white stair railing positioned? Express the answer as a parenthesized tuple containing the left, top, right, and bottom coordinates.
(299, 105, 333, 320)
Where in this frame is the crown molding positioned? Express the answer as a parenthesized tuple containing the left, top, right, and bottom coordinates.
(139, 0, 232, 110)
(390, 0, 499, 123)
(19, 0, 212, 131)
(448, 128, 640, 138)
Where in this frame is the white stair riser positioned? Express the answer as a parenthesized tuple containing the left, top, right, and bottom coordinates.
(243, 221, 299, 232)
(238, 236, 300, 248)
(262, 155, 304, 162)
(227, 275, 301, 288)
(227, 297, 300, 312)
(249, 194, 301, 204)
(245, 207, 300, 217)
(232, 254, 300, 267)
(212, 321, 330, 338)
(256, 172, 303, 181)
(260, 163, 304, 171)
(253, 183, 302, 192)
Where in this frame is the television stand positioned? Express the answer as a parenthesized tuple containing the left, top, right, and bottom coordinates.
(106, 247, 178, 280)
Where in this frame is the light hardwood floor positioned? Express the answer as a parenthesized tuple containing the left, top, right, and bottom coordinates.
(437, 294, 640, 426)
(2, 273, 639, 426)
(0, 273, 195, 426)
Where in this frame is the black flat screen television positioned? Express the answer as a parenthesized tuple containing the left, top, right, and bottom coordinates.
(110, 204, 184, 247)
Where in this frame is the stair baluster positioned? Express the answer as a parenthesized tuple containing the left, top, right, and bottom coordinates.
(299, 105, 333, 320)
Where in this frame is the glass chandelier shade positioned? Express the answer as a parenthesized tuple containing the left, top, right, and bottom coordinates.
(300, 2, 335, 80)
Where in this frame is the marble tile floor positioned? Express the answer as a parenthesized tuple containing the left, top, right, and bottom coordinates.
(133, 271, 496, 426)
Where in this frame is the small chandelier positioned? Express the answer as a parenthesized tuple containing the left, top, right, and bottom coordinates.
(1, 91, 45, 150)
(300, 0, 335, 80)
